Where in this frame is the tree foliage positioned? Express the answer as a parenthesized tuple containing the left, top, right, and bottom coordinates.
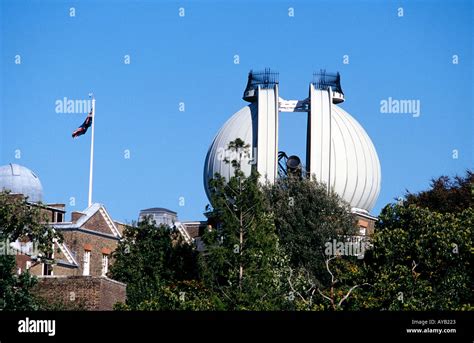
(108, 153, 472, 311)
(0, 255, 40, 310)
(109, 219, 199, 310)
(0, 191, 60, 254)
(404, 170, 472, 214)
(0, 191, 61, 310)
(200, 138, 291, 310)
(264, 176, 356, 284)
(354, 184, 473, 310)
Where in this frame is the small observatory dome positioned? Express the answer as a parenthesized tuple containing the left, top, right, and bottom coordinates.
(203, 104, 381, 213)
(0, 163, 44, 203)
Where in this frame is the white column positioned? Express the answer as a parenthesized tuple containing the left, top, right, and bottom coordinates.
(256, 85, 278, 184)
(307, 84, 332, 191)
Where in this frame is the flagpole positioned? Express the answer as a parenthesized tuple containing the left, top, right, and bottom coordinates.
(88, 94, 96, 207)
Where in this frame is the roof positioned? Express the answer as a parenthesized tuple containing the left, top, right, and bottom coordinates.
(140, 207, 177, 215)
(182, 221, 207, 225)
(11, 203, 121, 270)
(29, 202, 67, 213)
(9, 236, 79, 268)
(53, 203, 122, 239)
(351, 208, 379, 221)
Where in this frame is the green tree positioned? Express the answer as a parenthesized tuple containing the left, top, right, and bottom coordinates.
(356, 204, 473, 310)
(201, 138, 291, 310)
(0, 191, 61, 310)
(351, 170, 474, 311)
(404, 170, 472, 214)
(264, 176, 364, 309)
(109, 219, 200, 310)
(128, 280, 224, 311)
(0, 256, 40, 310)
(284, 254, 370, 311)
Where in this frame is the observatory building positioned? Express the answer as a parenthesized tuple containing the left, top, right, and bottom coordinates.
(204, 69, 381, 221)
(0, 163, 44, 203)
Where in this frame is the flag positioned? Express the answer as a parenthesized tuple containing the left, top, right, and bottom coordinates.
(72, 110, 93, 138)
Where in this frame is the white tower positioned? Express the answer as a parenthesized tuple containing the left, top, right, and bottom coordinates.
(256, 86, 279, 183)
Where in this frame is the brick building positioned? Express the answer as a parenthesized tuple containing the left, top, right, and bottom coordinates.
(19, 202, 127, 310)
(0, 163, 126, 310)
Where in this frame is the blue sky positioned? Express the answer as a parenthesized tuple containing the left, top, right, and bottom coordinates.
(1, 0, 472, 223)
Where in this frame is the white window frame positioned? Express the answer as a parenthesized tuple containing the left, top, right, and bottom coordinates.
(83, 250, 91, 276)
(42, 247, 54, 276)
(101, 254, 109, 277)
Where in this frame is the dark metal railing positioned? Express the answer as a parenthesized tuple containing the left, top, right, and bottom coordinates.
(243, 68, 279, 102)
(312, 70, 344, 95)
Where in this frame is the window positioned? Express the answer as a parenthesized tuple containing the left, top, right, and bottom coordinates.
(51, 211, 64, 223)
(359, 227, 367, 236)
(42, 251, 53, 276)
(83, 250, 91, 276)
(26, 261, 32, 270)
(43, 263, 53, 276)
(101, 254, 109, 277)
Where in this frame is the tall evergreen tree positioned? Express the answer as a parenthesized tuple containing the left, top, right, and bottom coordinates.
(201, 139, 290, 310)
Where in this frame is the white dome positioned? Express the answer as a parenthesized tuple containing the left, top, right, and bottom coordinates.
(329, 106, 381, 212)
(0, 163, 43, 203)
(203, 104, 257, 201)
(203, 104, 381, 212)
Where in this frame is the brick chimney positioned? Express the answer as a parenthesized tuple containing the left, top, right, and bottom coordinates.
(71, 211, 86, 223)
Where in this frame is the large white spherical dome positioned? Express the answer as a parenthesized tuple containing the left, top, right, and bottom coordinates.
(203, 104, 381, 212)
(0, 163, 43, 203)
(329, 106, 381, 212)
(203, 104, 257, 201)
